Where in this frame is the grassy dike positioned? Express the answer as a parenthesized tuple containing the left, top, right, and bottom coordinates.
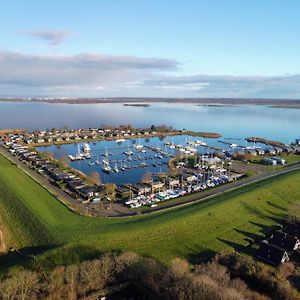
(0, 153, 300, 270)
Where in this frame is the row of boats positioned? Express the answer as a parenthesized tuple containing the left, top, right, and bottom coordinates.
(125, 174, 230, 209)
(97, 146, 170, 174)
(164, 138, 208, 154)
(68, 143, 91, 161)
(68, 136, 206, 163)
(67, 138, 217, 175)
(101, 160, 168, 174)
(101, 148, 170, 173)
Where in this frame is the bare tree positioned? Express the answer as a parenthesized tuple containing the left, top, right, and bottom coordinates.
(43, 266, 65, 298)
(142, 172, 152, 184)
(0, 277, 18, 300)
(79, 260, 102, 295)
(15, 270, 39, 300)
(65, 265, 79, 300)
(103, 183, 116, 196)
(88, 171, 102, 186)
(58, 156, 69, 166)
(43, 151, 54, 160)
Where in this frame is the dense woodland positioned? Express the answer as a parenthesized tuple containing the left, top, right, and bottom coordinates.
(0, 251, 299, 300)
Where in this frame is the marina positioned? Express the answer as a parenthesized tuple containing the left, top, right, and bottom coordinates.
(37, 133, 297, 186)
(2, 124, 300, 213)
(38, 136, 180, 185)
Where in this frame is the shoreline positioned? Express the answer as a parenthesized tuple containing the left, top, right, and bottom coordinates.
(1, 97, 300, 109)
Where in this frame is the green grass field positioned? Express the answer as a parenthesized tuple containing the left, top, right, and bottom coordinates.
(1, 153, 300, 269)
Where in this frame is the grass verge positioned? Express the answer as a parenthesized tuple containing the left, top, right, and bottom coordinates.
(0, 153, 299, 270)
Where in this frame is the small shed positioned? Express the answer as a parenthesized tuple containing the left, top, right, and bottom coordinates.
(272, 157, 286, 165)
(256, 148, 265, 155)
(265, 148, 276, 155)
(151, 181, 165, 192)
(246, 149, 257, 156)
(261, 157, 277, 166)
(131, 184, 152, 195)
(273, 146, 283, 154)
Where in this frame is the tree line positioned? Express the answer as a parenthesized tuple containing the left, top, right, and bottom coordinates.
(0, 251, 299, 300)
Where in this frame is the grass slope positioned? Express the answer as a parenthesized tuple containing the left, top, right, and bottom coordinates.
(0, 153, 300, 268)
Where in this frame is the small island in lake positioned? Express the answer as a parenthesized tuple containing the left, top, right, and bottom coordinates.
(123, 103, 150, 107)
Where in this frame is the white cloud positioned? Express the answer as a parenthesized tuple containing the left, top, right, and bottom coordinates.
(0, 50, 300, 98)
(0, 50, 178, 88)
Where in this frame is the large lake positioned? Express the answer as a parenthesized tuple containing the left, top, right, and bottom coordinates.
(0, 101, 299, 143)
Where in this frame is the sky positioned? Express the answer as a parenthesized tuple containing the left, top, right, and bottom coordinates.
(1, 0, 300, 98)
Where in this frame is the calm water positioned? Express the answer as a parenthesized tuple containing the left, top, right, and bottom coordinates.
(0, 101, 299, 143)
(4, 101, 296, 185)
(38, 135, 221, 185)
(39, 135, 268, 185)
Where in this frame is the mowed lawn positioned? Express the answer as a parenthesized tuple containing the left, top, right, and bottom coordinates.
(0, 153, 300, 267)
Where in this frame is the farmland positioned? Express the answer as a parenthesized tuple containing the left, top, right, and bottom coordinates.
(1, 153, 300, 270)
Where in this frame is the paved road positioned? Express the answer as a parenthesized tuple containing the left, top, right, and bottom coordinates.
(1, 146, 300, 218)
(0, 147, 133, 217)
(0, 147, 87, 214)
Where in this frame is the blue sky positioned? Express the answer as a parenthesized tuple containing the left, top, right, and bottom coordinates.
(1, 0, 300, 98)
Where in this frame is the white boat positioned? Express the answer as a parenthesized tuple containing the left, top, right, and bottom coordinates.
(126, 199, 138, 205)
(115, 138, 126, 143)
(85, 153, 91, 159)
(168, 191, 180, 199)
(124, 150, 134, 155)
(68, 155, 76, 161)
(82, 143, 91, 153)
(75, 153, 85, 160)
(196, 140, 207, 146)
(134, 144, 143, 149)
(103, 146, 110, 157)
(133, 138, 143, 149)
(156, 192, 168, 200)
(113, 163, 119, 173)
(102, 164, 112, 174)
(130, 203, 142, 208)
(186, 146, 197, 153)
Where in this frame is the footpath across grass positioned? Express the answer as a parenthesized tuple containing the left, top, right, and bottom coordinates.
(0, 153, 300, 270)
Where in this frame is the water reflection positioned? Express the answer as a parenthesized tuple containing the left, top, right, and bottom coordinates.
(0, 102, 299, 143)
